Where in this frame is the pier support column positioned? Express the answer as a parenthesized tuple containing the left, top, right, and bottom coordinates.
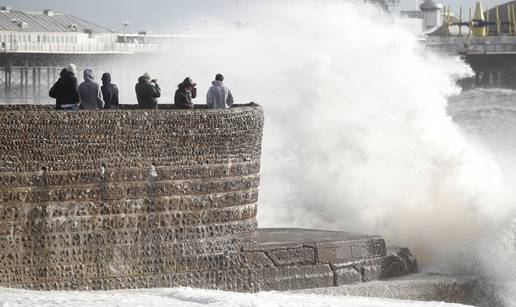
(24, 68, 28, 101)
(46, 67, 51, 90)
(37, 68, 41, 102)
(5, 55, 11, 103)
(4, 67, 7, 101)
(32, 68, 36, 103)
(20, 68, 24, 102)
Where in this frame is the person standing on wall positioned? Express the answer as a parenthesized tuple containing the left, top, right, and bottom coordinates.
(79, 69, 104, 109)
(49, 63, 80, 110)
(101, 73, 119, 109)
(174, 77, 197, 109)
(206, 73, 234, 108)
(135, 72, 161, 109)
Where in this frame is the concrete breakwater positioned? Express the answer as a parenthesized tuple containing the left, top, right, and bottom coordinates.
(0, 105, 263, 290)
(0, 104, 415, 292)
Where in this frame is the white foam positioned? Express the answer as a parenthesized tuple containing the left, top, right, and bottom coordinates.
(0, 287, 472, 307)
(54, 0, 516, 303)
(114, 0, 512, 269)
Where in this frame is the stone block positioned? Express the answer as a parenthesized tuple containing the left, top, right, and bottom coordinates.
(268, 247, 316, 266)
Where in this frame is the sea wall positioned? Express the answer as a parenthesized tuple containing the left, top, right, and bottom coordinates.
(0, 104, 264, 290)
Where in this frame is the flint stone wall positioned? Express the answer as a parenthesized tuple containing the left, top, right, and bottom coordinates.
(0, 104, 264, 290)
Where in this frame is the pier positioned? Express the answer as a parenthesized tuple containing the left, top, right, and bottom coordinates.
(0, 7, 180, 103)
(414, 0, 516, 88)
(426, 36, 516, 88)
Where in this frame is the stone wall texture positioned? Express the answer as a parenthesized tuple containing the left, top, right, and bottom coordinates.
(0, 104, 264, 291)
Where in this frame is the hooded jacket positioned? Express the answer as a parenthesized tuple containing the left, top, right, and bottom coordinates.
(206, 80, 234, 108)
(49, 69, 80, 110)
(135, 76, 161, 109)
(174, 78, 197, 109)
(101, 73, 120, 109)
(79, 69, 104, 109)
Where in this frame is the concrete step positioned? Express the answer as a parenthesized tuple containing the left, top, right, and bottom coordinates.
(246, 228, 417, 291)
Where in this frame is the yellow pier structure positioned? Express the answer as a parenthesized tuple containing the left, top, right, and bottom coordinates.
(495, 6, 501, 35)
(472, 1, 487, 37)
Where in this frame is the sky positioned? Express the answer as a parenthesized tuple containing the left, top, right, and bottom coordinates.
(1, 0, 511, 32)
(0, 0, 242, 32)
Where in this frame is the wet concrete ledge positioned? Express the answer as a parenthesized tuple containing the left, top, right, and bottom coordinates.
(247, 229, 417, 291)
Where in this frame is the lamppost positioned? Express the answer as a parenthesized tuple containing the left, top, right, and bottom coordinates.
(122, 21, 131, 43)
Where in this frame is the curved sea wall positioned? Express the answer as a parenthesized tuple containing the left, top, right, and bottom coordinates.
(0, 104, 263, 290)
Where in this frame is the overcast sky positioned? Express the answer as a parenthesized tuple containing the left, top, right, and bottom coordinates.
(1, 0, 510, 32)
(1, 0, 242, 32)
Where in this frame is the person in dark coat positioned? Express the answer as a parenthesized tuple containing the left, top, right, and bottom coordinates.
(174, 77, 197, 109)
(135, 72, 161, 109)
(49, 63, 80, 110)
(101, 73, 119, 109)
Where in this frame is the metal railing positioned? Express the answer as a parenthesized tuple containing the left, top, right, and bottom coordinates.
(425, 35, 516, 54)
(0, 42, 164, 54)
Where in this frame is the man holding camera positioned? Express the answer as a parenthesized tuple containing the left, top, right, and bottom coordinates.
(135, 72, 161, 109)
(174, 77, 197, 109)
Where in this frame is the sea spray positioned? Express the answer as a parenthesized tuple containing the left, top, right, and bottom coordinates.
(111, 0, 509, 274)
(165, 0, 505, 265)
(449, 88, 516, 304)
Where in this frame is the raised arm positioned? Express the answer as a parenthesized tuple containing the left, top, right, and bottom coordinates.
(151, 84, 161, 98)
(191, 87, 197, 99)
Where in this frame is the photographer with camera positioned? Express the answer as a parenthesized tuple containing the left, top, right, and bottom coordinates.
(174, 77, 197, 109)
(135, 72, 161, 109)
